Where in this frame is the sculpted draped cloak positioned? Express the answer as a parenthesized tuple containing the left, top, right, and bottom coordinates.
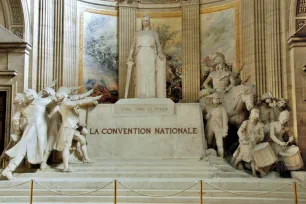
(6, 98, 51, 164)
(129, 30, 166, 98)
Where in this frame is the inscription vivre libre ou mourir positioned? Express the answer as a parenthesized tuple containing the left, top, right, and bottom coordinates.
(89, 127, 198, 135)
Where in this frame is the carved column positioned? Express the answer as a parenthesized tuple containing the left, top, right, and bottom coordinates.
(181, 0, 200, 102)
(36, 0, 54, 90)
(53, 0, 77, 88)
(240, 0, 266, 97)
(265, 0, 283, 98)
(118, 4, 136, 98)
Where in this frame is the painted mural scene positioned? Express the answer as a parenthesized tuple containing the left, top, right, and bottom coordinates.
(81, 12, 119, 103)
(0, 0, 306, 203)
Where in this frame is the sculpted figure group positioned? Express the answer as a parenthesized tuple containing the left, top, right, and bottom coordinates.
(1, 84, 101, 180)
(199, 52, 303, 177)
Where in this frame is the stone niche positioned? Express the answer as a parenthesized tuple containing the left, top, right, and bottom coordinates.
(81, 98, 205, 159)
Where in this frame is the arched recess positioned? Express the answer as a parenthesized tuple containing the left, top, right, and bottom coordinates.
(0, 0, 30, 42)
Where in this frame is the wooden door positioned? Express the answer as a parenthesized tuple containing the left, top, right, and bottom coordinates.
(0, 92, 6, 154)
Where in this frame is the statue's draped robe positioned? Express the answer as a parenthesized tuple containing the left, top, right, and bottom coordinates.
(6, 98, 51, 164)
(132, 30, 166, 98)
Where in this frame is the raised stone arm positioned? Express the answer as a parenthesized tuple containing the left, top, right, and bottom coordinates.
(64, 96, 101, 108)
(69, 89, 94, 101)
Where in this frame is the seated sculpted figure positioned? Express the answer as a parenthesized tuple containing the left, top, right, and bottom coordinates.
(233, 109, 265, 177)
(269, 111, 294, 156)
(2, 89, 54, 180)
(205, 92, 228, 158)
(52, 89, 101, 172)
(126, 14, 166, 98)
(200, 52, 235, 98)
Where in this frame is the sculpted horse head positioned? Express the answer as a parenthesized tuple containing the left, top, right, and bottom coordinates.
(199, 83, 256, 127)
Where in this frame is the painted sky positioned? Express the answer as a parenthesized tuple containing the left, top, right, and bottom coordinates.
(200, 8, 236, 66)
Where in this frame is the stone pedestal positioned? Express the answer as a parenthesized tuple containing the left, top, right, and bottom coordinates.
(84, 98, 205, 159)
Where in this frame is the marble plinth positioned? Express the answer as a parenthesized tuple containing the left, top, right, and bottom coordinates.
(83, 98, 206, 158)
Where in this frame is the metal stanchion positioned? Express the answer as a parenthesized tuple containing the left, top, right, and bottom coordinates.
(30, 179, 34, 204)
(293, 182, 298, 204)
(200, 180, 203, 204)
(114, 180, 117, 204)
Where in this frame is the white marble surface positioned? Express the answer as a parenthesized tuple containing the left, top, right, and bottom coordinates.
(84, 99, 205, 158)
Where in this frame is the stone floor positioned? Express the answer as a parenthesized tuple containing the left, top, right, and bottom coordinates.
(0, 156, 305, 204)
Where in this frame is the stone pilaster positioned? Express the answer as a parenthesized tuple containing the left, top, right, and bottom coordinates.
(36, 0, 54, 90)
(265, 0, 282, 98)
(181, 0, 200, 102)
(53, 0, 77, 88)
(118, 4, 136, 98)
(240, 0, 266, 97)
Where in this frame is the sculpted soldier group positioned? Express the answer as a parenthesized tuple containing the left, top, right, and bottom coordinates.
(199, 52, 303, 177)
(1, 84, 101, 180)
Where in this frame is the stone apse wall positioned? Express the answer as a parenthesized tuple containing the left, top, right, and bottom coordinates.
(77, 0, 242, 103)
(75, 0, 306, 161)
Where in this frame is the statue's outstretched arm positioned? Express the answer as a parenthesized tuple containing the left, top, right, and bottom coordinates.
(69, 89, 94, 101)
(64, 96, 101, 108)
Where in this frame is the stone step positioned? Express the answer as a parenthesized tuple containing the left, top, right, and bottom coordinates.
(0, 178, 294, 192)
(0, 195, 305, 203)
(0, 189, 304, 199)
(11, 171, 249, 179)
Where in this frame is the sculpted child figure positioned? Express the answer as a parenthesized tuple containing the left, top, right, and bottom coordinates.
(52, 89, 100, 172)
(205, 92, 228, 158)
(233, 109, 265, 177)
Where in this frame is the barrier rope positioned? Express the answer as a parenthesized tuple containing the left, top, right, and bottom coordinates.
(0, 180, 30, 189)
(118, 180, 199, 197)
(202, 181, 292, 196)
(296, 181, 306, 190)
(33, 180, 113, 196)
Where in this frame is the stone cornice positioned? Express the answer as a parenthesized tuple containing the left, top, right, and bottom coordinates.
(0, 70, 18, 78)
(288, 36, 306, 49)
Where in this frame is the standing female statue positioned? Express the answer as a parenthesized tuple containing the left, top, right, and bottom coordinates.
(126, 14, 166, 98)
